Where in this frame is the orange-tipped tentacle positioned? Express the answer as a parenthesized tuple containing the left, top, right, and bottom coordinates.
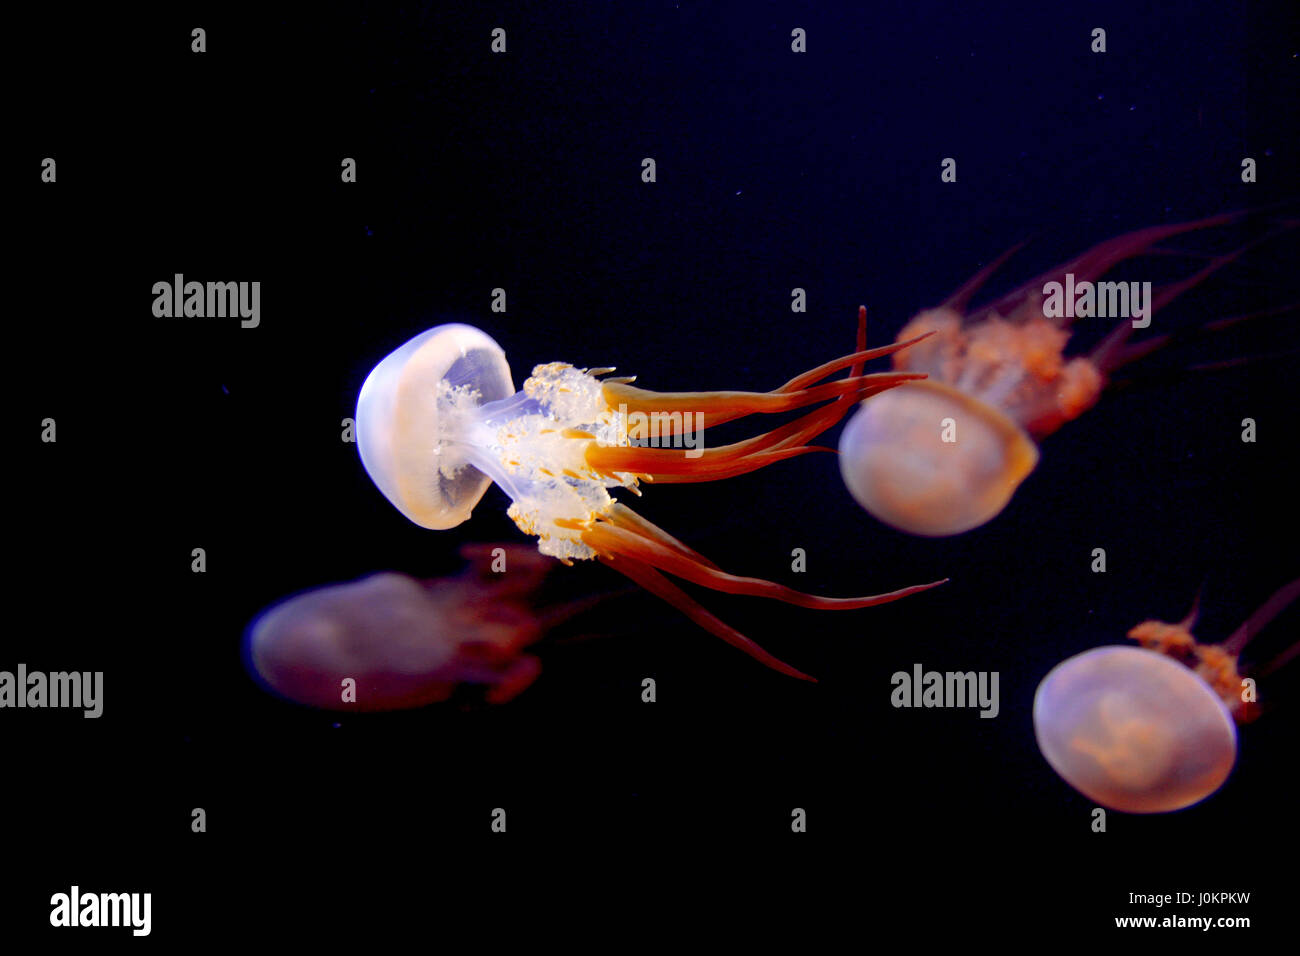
(773, 306, 874, 451)
(635, 311, 893, 465)
(596, 550, 817, 681)
(584, 518, 947, 610)
(587, 442, 831, 482)
(593, 389, 866, 479)
(592, 309, 931, 483)
(604, 501, 721, 570)
(711, 395, 868, 461)
(643, 455, 834, 484)
(602, 370, 924, 431)
(775, 330, 934, 393)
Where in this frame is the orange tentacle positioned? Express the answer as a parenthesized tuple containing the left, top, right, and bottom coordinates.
(585, 520, 946, 609)
(602, 370, 924, 429)
(587, 442, 830, 482)
(772, 306, 874, 452)
(774, 331, 933, 393)
(604, 501, 721, 570)
(595, 550, 817, 682)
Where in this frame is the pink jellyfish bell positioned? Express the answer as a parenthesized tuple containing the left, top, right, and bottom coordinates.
(1033, 578, 1300, 813)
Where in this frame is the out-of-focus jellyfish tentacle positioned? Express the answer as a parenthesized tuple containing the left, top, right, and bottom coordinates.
(1109, 301, 1300, 374)
(1091, 222, 1297, 375)
(973, 209, 1248, 328)
(484, 656, 543, 705)
(355, 312, 943, 680)
(1229, 578, 1300, 679)
(840, 210, 1295, 536)
(1033, 577, 1300, 812)
(940, 240, 1031, 314)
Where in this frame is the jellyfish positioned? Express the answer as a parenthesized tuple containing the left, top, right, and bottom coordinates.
(354, 314, 945, 681)
(1032, 578, 1300, 813)
(244, 544, 591, 708)
(839, 210, 1293, 536)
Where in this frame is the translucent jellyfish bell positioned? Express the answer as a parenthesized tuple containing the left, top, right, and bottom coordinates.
(1033, 646, 1237, 813)
(243, 545, 573, 708)
(1033, 579, 1300, 814)
(837, 378, 1039, 537)
(246, 572, 464, 710)
(356, 324, 515, 529)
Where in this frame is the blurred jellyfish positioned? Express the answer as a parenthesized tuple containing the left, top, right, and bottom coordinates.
(1033, 578, 1300, 813)
(353, 314, 945, 681)
(839, 211, 1293, 536)
(244, 544, 593, 709)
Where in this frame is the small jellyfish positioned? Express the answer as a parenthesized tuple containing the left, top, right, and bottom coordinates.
(355, 314, 945, 681)
(1033, 578, 1300, 813)
(839, 211, 1291, 535)
(245, 544, 585, 708)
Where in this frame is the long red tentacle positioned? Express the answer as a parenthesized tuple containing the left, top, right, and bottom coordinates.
(604, 502, 721, 570)
(971, 210, 1249, 328)
(942, 240, 1031, 313)
(585, 520, 946, 610)
(773, 305, 872, 451)
(1224, 577, 1300, 656)
(597, 550, 818, 681)
(602, 368, 923, 431)
(588, 443, 832, 482)
(1092, 224, 1299, 374)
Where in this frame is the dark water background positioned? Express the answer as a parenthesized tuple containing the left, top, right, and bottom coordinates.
(13, 0, 1298, 941)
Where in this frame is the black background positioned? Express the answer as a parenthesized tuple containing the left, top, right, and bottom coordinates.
(11, 0, 1298, 943)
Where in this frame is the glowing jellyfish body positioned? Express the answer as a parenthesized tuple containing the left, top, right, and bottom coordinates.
(355, 313, 945, 681)
(1033, 579, 1300, 813)
(840, 380, 1039, 537)
(1033, 646, 1236, 813)
(840, 211, 1279, 536)
(245, 545, 566, 708)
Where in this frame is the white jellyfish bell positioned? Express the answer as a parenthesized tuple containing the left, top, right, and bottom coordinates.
(356, 323, 517, 531)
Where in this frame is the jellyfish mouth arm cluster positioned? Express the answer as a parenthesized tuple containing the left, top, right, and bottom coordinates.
(356, 313, 945, 681)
